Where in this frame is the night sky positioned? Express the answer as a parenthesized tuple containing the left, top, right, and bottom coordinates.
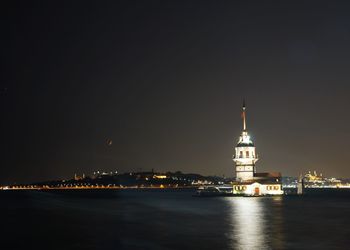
(2, 1, 350, 183)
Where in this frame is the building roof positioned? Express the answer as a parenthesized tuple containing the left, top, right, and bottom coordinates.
(233, 172, 282, 185)
(254, 172, 281, 178)
(232, 178, 281, 185)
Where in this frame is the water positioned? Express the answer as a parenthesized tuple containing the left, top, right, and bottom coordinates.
(1, 189, 350, 250)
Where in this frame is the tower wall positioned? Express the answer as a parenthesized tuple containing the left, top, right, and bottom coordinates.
(236, 170, 254, 181)
(234, 146, 258, 181)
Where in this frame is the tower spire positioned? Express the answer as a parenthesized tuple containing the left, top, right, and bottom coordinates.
(242, 99, 246, 131)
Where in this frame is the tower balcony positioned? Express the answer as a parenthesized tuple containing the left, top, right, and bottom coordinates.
(233, 156, 259, 165)
(233, 155, 258, 160)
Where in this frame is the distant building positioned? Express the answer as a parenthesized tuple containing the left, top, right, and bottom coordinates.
(232, 100, 283, 196)
(302, 170, 342, 188)
(74, 173, 85, 181)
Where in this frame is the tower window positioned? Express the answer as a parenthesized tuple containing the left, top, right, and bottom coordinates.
(246, 151, 249, 157)
(239, 151, 243, 158)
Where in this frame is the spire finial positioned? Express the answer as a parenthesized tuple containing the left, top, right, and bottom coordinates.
(242, 99, 246, 131)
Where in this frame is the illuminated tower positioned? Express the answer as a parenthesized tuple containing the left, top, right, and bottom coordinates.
(233, 100, 258, 181)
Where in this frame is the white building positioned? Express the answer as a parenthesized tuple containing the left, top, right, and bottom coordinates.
(232, 100, 283, 196)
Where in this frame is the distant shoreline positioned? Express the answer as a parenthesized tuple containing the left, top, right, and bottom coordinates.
(0, 186, 198, 191)
(2, 186, 350, 192)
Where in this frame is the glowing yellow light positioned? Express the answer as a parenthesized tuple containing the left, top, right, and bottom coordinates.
(154, 175, 167, 179)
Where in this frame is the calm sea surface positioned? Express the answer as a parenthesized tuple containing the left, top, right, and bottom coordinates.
(1, 189, 350, 250)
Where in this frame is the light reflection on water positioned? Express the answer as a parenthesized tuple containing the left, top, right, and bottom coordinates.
(226, 197, 284, 250)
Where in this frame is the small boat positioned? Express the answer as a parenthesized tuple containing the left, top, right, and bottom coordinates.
(194, 185, 233, 197)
